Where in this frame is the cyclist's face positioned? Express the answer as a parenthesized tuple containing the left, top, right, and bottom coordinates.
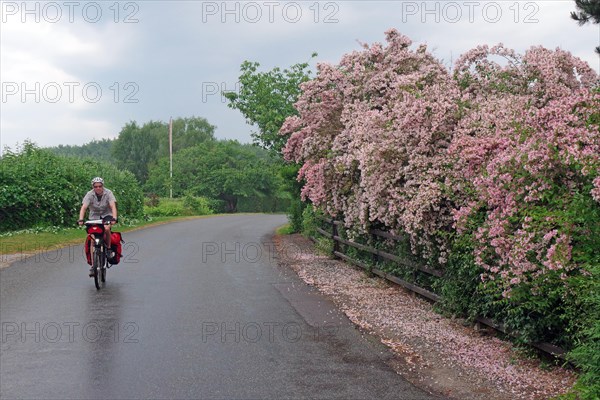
(93, 184, 104, 193)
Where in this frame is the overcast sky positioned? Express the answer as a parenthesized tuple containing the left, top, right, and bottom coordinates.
(1, 0, 599, 154)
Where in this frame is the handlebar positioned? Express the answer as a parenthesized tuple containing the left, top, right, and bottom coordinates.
(84, 219, 105, 224)
(79, 217, 117, 225)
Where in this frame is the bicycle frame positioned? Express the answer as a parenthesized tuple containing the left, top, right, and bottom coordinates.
(85, 219, 110, 289)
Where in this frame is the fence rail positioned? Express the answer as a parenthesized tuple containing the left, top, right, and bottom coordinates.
(313, 216, 568, 361)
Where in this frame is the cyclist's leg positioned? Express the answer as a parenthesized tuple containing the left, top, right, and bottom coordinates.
(103, 214, 113, 250)
(105, 225, 112, 250)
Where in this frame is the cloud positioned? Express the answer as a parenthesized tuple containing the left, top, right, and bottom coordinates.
(1, 1, 598, 153)
(0, 8, 141, 151)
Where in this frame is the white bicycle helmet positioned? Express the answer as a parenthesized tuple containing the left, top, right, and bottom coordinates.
(91, 177, 104, 186)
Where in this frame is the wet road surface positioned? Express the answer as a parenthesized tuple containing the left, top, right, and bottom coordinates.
(1, 214, 440, 399)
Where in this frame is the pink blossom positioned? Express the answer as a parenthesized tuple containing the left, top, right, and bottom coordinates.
(592, 177, 600, 202)
(279, 31, 599, 292)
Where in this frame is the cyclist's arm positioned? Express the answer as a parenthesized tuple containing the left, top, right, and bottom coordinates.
(78, 203, 88, 225)
(110, 201, 117, 223)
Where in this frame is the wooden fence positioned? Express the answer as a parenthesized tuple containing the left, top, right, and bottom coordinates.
(314, 216, 568, 361)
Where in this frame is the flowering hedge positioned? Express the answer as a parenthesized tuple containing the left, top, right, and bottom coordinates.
(282, 31, 461, 263)
(281, 29, 599, 395)
(451, 44, 599, 296)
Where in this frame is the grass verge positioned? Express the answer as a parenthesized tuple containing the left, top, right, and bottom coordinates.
(0, 216, 208, 256)
(275, 223, 294, 235)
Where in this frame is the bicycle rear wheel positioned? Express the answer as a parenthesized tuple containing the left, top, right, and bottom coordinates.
(100, 249, 106, 283)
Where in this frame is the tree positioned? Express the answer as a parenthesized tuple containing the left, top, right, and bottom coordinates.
(224, 56, 317, 230)
(571, 0, 600, 54)
(223, 55, 316, 155)
(145, 140, 280, 212)
(112, 121, 160, 184)
(159, 116, 216, 156)
(113, 117, 215, 184)
(48, 138, 116, 162)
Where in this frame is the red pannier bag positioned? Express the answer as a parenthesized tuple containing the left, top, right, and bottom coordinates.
(84, 225, 104, 266)
(108, 232, 124, 265)
(84, 235, 93, 265)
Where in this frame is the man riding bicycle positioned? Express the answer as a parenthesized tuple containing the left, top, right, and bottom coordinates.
(78, 177, 118, 276)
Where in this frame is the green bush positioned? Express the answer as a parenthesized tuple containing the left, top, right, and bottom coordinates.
(237, 196, 290, 213)
(144, 200, 187, 217)
(314, 236, 334, 256)
(561, 263, 600, 400)
(182, 194, 213, 215)
(566, 321, 600, 400)
(145, 193, 160, 207)
(144, 196, 214, 217)
(0, 142, 143, 232)
(435, 233, 482, 318)
(301, 205, 318, 238)
(206, 198, 226, 214)
(287, 198, 305, 233)
(309, 201, 600, 395)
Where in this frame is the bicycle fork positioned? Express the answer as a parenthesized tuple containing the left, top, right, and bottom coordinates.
(90, 236, 106, 271)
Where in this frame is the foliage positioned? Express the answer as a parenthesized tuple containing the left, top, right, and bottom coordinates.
(145, 193, 160, 207)
(112, 117, 215, 184)
(0, 141, 144, 232)
(112, 121, 160, 184)
(314, 236, 334, 257)
(434, 232, 482, 318)
(224, 56, 316, 155)
(166, 117, 216, 154)
(279, 163, 303, 195)
(144, 197, 213, 217)
(224, 57, 317, 231)
(566, 323, 600, 399)
(560, 265, 600, 400)
(280, 162, 306, 233)
(301, 205, 319, 238)
(451, 45, 599, 297)
(182, 194, 214, 215)
(237, 196, 290, 213)
(275, 223, 295, 235)
(47, 138, 116, 162)
(144, 140, 281, 212)
(206, 198, 227, 214)
(571, 0, 600, 24)
(287, 198, 306, 234)
(282, 29, 600, 391)
(281, 29, 460, 262)
(571, 0, 600, 54)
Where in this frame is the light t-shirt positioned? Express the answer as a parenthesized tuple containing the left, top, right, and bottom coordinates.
(82, 188, 117, 220)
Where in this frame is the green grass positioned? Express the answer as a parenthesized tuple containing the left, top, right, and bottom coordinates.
(0, 216, 206, 255)
(275, 223, 294, 235)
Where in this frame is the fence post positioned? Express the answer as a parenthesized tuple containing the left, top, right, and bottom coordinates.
(371, 231, 380, 265)
(332, 220, 340, 257)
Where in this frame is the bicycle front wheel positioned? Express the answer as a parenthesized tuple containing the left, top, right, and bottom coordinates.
(93, 247, 102, 290)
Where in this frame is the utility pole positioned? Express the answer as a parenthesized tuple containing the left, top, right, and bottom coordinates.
(169, 117, 173, 198)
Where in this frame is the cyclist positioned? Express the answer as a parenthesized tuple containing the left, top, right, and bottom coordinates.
(78, 177, 118, 276)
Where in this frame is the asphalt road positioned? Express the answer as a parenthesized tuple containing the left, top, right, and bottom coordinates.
(1, 214, 440, 399)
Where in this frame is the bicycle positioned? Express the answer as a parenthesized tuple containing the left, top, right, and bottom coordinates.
(84, 217, 114, 290)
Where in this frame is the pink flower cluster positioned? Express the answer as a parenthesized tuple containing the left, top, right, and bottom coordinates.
(281, 30, 600, 292)
(451, 44, 599, 294)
